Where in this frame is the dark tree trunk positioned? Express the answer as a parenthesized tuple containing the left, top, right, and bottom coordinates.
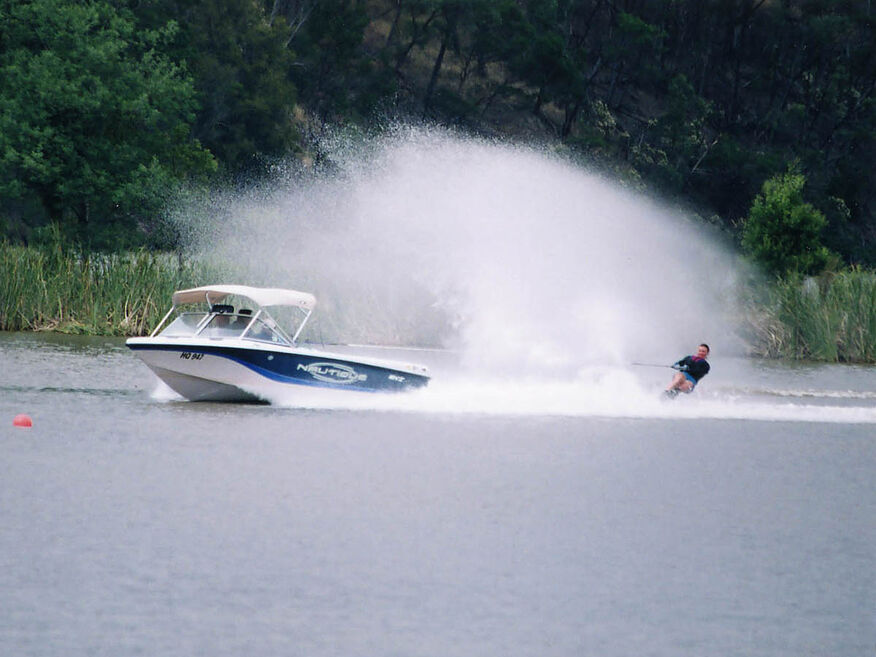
(423, 5, 459, 115)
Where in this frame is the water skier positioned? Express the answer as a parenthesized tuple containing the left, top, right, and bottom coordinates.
(664, 343, 710, 398)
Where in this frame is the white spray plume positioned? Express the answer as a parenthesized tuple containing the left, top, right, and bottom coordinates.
(172, 126, 744, 378)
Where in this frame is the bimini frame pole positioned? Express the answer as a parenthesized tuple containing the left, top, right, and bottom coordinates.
(291, 308, 312, 344)
(150, 306, 177, 337)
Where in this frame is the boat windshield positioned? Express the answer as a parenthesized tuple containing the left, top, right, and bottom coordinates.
(159, 312, 208, 336)
(158, 310, 290, 344)
(243, 317, 290, 345)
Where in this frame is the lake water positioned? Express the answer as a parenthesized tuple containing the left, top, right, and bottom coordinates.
(1, 331, 874, 656)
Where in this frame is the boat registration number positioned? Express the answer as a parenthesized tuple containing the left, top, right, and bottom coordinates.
(179, 352, 204, 360)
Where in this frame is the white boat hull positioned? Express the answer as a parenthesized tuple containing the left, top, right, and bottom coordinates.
(128, 337, 430, 403)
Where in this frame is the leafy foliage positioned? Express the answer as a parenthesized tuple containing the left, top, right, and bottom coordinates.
(742, 171, 832, 277)
(0, 0, 874, 263)
(0, 0, 216, 246)
(175, 0, 300, 171)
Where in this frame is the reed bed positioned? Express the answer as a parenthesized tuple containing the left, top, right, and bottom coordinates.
(0, 242, 206, 335)
(742, 268, 876, 363)
(3, 242, 876, 361)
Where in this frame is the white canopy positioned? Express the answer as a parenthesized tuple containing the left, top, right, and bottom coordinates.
(172, 284, 316, 310)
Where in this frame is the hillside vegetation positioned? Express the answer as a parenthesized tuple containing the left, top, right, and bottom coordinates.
(1, 0, 874, 268)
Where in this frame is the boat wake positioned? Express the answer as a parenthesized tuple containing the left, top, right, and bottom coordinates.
(262, 368, 876, 424)
(719, 387, 876, 400)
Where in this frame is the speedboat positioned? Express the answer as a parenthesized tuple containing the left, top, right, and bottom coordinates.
(126, 284, 431, 402)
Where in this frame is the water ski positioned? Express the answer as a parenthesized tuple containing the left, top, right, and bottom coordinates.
(661, 389, 680, 400)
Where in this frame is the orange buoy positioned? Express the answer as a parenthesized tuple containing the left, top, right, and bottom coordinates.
(13, 414, 33, 428)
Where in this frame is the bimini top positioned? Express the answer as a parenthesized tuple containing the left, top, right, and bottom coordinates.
(172, 284, 316, 310)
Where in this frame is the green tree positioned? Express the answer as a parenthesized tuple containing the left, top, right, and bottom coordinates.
(741, 170, 833, 276)
(643, 74, 714, 192)
(130, 0, 300, 173)
(507, 26, 583, 130)
(288, 0, 386, 124)
(0, 0, 216, 246)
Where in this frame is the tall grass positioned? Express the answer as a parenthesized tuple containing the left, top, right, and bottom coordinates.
(742, 268, 876, 362)
(3, 241, 876, 361)
(0, 241, 207, 336)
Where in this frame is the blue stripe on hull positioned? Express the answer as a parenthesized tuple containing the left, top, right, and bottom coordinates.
(129, 344, 429, 393)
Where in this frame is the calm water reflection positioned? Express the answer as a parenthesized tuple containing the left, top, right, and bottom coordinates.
(1, 332, 874, 656)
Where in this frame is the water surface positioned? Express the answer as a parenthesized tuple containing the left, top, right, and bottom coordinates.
(1, 332, 873, 656)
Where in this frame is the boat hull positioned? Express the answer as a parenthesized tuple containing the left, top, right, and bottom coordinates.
(127, 338, 430, 403)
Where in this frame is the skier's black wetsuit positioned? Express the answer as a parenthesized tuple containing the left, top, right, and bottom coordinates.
(673, 355, 710, 388)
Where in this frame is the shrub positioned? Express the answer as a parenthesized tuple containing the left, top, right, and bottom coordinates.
(741, 171, 833, 277)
